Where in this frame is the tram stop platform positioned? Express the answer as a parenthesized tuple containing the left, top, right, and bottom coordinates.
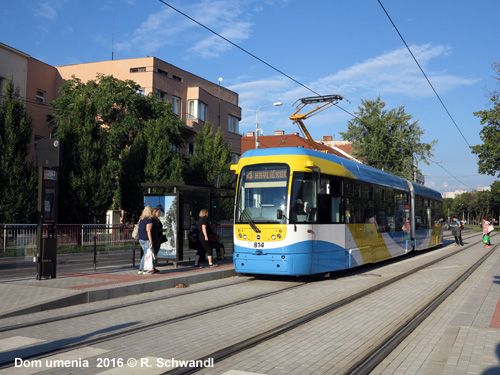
(0, 256, 236, 319)
(2, 236, 500, 374)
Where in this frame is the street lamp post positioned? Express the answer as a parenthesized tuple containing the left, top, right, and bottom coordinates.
(255, 102, 282, 149)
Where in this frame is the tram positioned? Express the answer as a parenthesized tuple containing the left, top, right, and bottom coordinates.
(231, 147, 443, 276)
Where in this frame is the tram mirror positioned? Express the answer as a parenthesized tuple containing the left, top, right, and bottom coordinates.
(277, 209, 283, 220)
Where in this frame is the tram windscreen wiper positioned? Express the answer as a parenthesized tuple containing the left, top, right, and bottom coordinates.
(242, 209, 261, 233)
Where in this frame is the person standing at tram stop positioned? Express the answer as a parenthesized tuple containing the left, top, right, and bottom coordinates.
(209, 222, 225, 260)
(483, 217, 494, 248)
(138, 205, 157, 274)
(151, 207, 163, 273)
(194, 209, 218, 268)
(452, 216, 463, 247)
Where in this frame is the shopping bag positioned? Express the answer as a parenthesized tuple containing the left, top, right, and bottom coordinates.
(144, 246, 155, 272)
(483, 235, 490, 244)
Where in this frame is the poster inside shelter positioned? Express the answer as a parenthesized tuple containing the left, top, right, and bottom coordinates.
(144, 195, 178, 259)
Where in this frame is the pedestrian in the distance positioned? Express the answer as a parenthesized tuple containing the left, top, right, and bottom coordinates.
(452, 216, 463, 246)
(483, 217, 494, 248)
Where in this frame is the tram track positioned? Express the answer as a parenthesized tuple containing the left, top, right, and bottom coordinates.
(164, 232, 496, 375)
(0, 279, 312, 369)
(0, 232, 492, 372)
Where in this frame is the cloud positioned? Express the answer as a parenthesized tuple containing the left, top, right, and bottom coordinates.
(117, 0, 256, 58)
(231, 44, 480, 136)
(33, 2, 58, 21)
(311, 44, 478, 99)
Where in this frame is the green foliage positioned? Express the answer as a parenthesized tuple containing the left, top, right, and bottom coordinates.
(186, 122, 234, 221)
(50, 74, 185, 223)
(471, 63, 500, 177)
(0, 78, 37, 223)
(340, 97, 437, 179)
(186, 122, 233, 186)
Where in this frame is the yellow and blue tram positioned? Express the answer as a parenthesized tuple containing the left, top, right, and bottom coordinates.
(231, 147, 443, 276)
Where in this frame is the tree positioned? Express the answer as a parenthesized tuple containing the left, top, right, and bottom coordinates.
(0, 77, 37, 223)
(186, 122, 234, 221)
(471, 63, 500, 176)
(340, 97, 437, 179)
(50, 75, 185, 223)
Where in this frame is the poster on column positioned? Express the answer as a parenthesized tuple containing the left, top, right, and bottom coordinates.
(144, 195, 178, 259)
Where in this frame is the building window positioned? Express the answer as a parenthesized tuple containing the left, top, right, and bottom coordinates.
(188, 143, 195, 158)
(36, 90, 46, 104)
(158, 69, 168, 76)
(172, 75, 182, 82)
(157, 90, 167, 102)
(188, 100, 207, 121)
(130, 67, 146, 73)
(172, 96, 181, 116)
(136, 88, 146, 96)
(228, 115, 239, 133)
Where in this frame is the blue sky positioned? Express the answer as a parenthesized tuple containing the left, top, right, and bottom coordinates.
(3, 0, 500, 193)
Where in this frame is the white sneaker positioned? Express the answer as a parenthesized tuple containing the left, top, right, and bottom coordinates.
(138, 270, 143, 275)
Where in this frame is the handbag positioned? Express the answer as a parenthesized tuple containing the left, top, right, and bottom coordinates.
(488, 224, 494, 233)
(483, 234, 490, 244)
(144, 246, 155, 271)
(161, 234, 168, 243)
(132, 223, 139, 240)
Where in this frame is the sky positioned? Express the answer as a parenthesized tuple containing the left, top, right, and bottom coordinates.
(2, 0, 500, 194)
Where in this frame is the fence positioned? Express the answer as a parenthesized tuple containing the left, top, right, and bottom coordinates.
(0, 223, 234, 255)
(0, 224, 135, 255)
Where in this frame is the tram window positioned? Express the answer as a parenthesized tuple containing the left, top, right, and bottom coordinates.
(331, 197, 343, 223)
(291, 173, 317, 223)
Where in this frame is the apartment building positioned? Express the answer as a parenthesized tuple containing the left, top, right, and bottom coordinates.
(56, 57, 242, 159)
(0, 42, 58, 161)
(1, 43, 242, 162)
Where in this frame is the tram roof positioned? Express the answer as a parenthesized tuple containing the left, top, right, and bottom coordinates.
(239, 147, 442, 200)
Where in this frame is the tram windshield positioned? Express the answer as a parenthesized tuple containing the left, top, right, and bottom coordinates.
(235, 164, 289, 224)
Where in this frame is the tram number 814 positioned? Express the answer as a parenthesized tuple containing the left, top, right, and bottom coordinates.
(254, 242, 265, 248)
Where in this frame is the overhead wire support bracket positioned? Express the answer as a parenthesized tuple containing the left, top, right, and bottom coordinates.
(290, 95, 349, 150)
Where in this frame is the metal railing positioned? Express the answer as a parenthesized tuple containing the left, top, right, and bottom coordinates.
(0, 224, 135, 254)
(1, 223, 234, 255)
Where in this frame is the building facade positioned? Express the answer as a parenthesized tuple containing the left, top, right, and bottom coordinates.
(56, 57, 242, 160)
(1, 44, 242, 162)
(0, 42, 58, 161)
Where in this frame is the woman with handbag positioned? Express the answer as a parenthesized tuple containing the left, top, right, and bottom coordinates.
(138, 205, 157, 274)
(483, 217, 494, 248)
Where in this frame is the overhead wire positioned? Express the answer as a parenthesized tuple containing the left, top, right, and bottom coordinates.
(157, 0, 475, 190)
(377, 0, 477, 161)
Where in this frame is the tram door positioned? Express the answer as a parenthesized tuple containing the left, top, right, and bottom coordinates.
(291, 174, 317, 271)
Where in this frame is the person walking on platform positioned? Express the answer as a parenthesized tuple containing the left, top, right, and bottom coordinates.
(483, 217, 494, 248)
(194, 209, 218, 268)
(452, 216, 463, 246)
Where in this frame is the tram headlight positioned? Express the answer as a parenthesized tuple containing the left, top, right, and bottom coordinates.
(238, 233, 242, 239)
(272, 235, 276, 240)
(243, 235, 247, 240)
(277, 234, 282, 239)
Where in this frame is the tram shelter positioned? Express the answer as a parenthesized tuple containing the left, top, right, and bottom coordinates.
(141, 182, 234, 267)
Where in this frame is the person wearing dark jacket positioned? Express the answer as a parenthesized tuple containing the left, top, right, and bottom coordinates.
(194, 209, 218, 268)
